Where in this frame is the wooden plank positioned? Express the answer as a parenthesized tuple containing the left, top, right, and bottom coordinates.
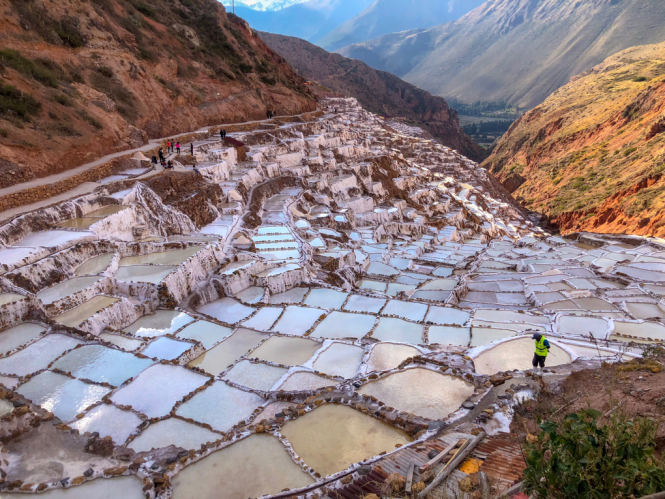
(405, 462, 415, 493)
(418, 440, 461, 472)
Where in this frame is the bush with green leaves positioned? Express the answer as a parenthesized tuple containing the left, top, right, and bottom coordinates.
(524, 409, 665, 499)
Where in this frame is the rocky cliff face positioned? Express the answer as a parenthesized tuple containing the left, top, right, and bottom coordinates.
(483, 42, 665, 237)
(259, 31, 485, 162)
(339, 0, 665, 109)
(0, 0, 315, 187)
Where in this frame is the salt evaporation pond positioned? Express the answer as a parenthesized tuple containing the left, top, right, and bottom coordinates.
(52, 345, 154, 385)
(15, 230, 95, 248)
(473, 337, 572, 375)
(366, 343, 421, 372)
(127, 417, 219, 453)
(111, 364, 207, 418)
(0, 323, 46, 355)
(176, 381, 265, 432)
(176, 320, 233, 348)
(281, 404, 412, 476)
(37, 277, 102, 305)
(197, 297, 255, 324)
(613, 321, 665, 342)
(428, 326, 471, 346)
(0, 293, 25, 306)
(123, 310, 194, 337)
(69, 403, 142, 444)
(312, 343, 364, 378)
(189, 329, 267, 375)
(304, 288, 348, 309)
(141, 337, 192, 360)
(241, 307, 282, 330)
(114, 265, 176, 284)
(311, 311, 375, 339)
(223, 360, 287, 391)
(272, 306, 325, 336)
(0, 476, 145, 498)
(53, 296, 119, 327)
(373, 318, 424, 343)
(98, 333, 143, 351)
(278, 372, 335, 391)
(358, 368, 474, 420)
(343, 295, 386, 313)
(118, 246, 203, 266)
(17, 371, 111, 421)
(0, 334, 82, 376)
(73, 253, 115, 276)
(171, 434, 314, 499)
(249, 336, 321, 366)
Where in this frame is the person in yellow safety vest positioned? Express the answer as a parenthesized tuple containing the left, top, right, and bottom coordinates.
(532, 332, 550, 375)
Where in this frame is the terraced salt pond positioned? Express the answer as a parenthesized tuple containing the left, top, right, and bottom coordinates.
(280, 404, 412, 476)
(53, 296, 120, 327)
(473, 337, 572, 375)
(127, 417, 219, 453)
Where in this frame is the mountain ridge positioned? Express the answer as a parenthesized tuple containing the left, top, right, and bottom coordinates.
(483, 42, 665, 237)
(259, 31, 485, 162)
(339, 0, 665, 109)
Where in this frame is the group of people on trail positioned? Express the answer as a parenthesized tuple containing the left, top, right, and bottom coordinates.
(266, 110, 276, 119)
(166, 140, 181, 155)
(220, 129, 227, 141)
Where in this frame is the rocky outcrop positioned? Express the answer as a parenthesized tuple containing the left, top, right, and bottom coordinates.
(483, 42, 665, 237)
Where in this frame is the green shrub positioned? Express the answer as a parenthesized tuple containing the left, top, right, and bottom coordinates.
(633, 76, 648, 82)
(54, 17, 86, 48)
(77, 109, 103, 130)
(624, 147, 638, 157)
(0, 84, 41, 119)
(524, 409, 665, 499)
(0, 49, 59, 87)
(138, 47, 156, 61)
(132, 1, 156, 18)
(0, 128, 8, 138)
(53, 94, 71, 106)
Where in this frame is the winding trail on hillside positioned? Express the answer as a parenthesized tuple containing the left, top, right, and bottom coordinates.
(0, 109, 317, 223)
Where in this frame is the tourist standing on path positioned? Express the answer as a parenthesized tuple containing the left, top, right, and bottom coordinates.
(158, 147, 164, 162)
(531, 333, 550, 375)
(166, 140, 171, 154)
(176, 142, 180, 155)
(190, 143, 194, 155)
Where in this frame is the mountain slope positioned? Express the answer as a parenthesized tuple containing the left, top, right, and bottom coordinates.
(339, 0, 665, 109)
(233, 0, 373, 43)
(318, 0, 485, 52)
(260, 31, 484, 161)
(0, 0, 314, 189)
(483, 42, 665, 237)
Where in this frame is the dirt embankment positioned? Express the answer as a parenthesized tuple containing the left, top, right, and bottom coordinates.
(0, 0, 315, 190)
(483, 42, 665, 237)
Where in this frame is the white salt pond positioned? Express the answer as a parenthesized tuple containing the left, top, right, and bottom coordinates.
(235, 286, 265, 304)
(73, 253, 115, 276)
(268, 287, 309, 305)
(141, 337, 192, 360)
(197, 297, 255, 324)
(311, 311, 375, 339)
(359, 368, 475, 420)
(0, 476, 145, 498)
(312, 343, 364, 378)
(379, 302, 427, 323)
(249, 336, 321, 366)
(0, 322, 46, 355)
(372, 318, 423, 343)
(53, 296, 120, 327)
(343, 295, 386, 313)
(277, 372, 336, 391)
(171, 434, 314, 499)
(625, 302, 665, 319)
(0, 334, 82, 376)
(272, 306, 325, 336)
(70, 404, 141, 443)
(176, 381, 265, 432)
(98, 333, 143, 351)
(241, 307, 282, 331)
(613, 321, 665, 341)
(176, 321, 232, 349)
(304, 288, 348, 309)
(123, 310, 194, 337)
(189, 329, 267, 375)
(15, 230, 95, 248)
(366, 343, 421, 372)
(37, 277, 102, 305)
(52, 345, 154, 386)
(280, 404, 412, 476)
(114, 265, 176, 284)
(425, 306, 470, 326)
(558, 315, 609, 339)
(470, 328, 517, 347)
(127, 417, 219, 453)
(222, 360, 288, 391)
(111, 364, 207, 418)
(119, 247, 203, 266)
(428, 326, 471, 346)
(473, 337, 572, 375)
(17, 371, 111, 421)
